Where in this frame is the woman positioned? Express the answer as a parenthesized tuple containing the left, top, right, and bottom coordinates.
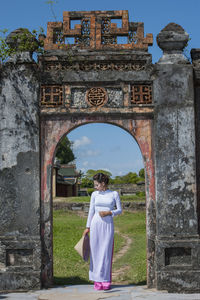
(83, 172, 122, 290)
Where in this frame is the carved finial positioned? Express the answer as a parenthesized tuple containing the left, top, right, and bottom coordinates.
(156, 23, 189, 64)
(6, 28, 39, 63)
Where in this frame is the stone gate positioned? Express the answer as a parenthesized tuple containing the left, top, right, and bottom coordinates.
(0, 10, 200, 293)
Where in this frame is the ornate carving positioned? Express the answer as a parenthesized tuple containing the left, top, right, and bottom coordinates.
(101, 18, 117, 45)
(131, 85, 152, 104)
(43, 61, 146, 71)
(86, 87, 108, 107)
(40, 85, 63, 107)
(44, 10, 153, 50)
(128, 22, 138, 44)
(74, 18, 90, 46)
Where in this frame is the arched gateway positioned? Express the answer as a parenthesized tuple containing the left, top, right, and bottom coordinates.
(0, 10, 200, 293)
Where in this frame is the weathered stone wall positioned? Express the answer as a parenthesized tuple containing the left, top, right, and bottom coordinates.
(108, 183, 145, 195)
(53, 201, 146, 212)
(0, 11, 200, 293)
(0, 54, 41, 290)
(191, 48, 200, 234)
(153, 24, 200, 291)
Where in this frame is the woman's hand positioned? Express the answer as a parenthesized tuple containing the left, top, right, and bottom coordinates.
(83, 228, 90, 236)
(99, 211, 112, 217)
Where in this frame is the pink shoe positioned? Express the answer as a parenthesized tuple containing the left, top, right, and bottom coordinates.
(102, 282, 111, 290)
(94, 282, 103, 290)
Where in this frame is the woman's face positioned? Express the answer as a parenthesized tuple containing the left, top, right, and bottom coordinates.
(93, 180, 106, 191)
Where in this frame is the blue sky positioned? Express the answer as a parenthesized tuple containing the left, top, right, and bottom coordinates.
(1, 0, 199, 177)
(67, 124, 143, 176)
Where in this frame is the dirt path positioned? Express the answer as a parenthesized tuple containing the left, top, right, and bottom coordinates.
(112, 229, 132, 282)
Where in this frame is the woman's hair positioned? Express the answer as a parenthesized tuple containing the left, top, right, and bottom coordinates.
(93, 172, 109, 185)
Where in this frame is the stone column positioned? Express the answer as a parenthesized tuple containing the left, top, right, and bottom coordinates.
(154, 23, 200, 292)
(0, 29, 41, 290)
(191, 48, 200, 235)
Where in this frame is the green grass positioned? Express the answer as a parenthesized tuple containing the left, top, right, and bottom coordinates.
(113, 211, 146, 284)
(53, 210, 146, 285)
(54, 194, 145, 203)
(53, 210, 89, 285)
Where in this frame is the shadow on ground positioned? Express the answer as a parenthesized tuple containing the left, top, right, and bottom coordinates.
(134, 280, 146, 286)
(54, 276, 91, 286)
(54, 276, 147, 287)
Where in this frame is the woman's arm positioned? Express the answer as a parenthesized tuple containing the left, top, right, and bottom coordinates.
(99, 211, 112, 217)
(82, 192, 95, 235)
(111, 191, 122, 216)
(83, 227, 90, 236)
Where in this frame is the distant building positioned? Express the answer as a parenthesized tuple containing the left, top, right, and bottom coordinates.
(53, 163, 80, 197)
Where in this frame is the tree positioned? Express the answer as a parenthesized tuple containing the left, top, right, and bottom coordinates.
(111, 172, 140, 184)
(81, 177, 93, 188)
(81, 169, 112, 188)
(56, 136, 75, 164)
(85, 169, 112, 180)
(139, 168, 145, 179)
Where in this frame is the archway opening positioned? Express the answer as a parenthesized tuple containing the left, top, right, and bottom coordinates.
(52, 123, 147, 286)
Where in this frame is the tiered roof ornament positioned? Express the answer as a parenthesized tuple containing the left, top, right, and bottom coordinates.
(44, 10, 153, 51)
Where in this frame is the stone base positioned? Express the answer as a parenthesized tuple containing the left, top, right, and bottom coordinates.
(156, 270, 200, 293)
(157, 53, 190, 64)
(0, 271, 41, 291)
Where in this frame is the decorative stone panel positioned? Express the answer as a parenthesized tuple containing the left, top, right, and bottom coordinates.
(6, 249, 33, 267)
(131, 84, 152, 104)
(41, 85, 63, 107)
(165, 247, 192, 266)
(70, 87, 123, 108)
(42, 60, 147, 72)
(86, 87, 108, 107)
(0, 237, 41, 290)
(44, 10, 153, 51)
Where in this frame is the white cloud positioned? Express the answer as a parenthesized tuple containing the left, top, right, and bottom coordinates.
(118, 171, 123, 176)
(98, 167, 112, 173)
(83, 161, 89, 166)
(73, 136, 91, 149)
(85, 149, 100, 157)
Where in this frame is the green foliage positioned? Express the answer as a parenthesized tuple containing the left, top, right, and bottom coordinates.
(80, 177, 93, 188)
(81, 169, 112, 188)
(56, 136, 75, 164)
(87, 188, 95, 195)
(85, 169, 112, 180)
(80, 168, 145, 188)
(139, 168, 145, 179)
(13, 28, 44, 52)
(136, 191, 145, 197)
(111, 172, 139, 184)
(111, 168, 145, 185)
(0, 29, 14, 63)
(0, 28, 44, 63)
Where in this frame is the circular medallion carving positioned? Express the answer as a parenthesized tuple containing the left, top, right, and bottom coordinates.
(86, 87, 108, 107)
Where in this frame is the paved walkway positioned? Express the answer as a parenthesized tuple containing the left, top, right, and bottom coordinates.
(1, 285, 200, 300)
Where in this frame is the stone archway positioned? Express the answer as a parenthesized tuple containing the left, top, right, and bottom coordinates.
(40, 116, 156, 287)
(1, 9, 199, 293)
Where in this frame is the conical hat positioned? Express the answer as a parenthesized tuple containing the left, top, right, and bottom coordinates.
(74, 234, 90, 262)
